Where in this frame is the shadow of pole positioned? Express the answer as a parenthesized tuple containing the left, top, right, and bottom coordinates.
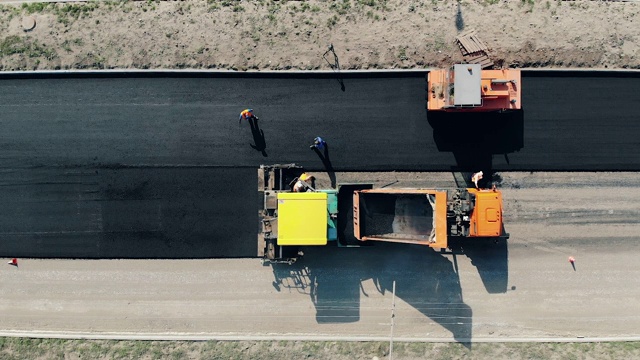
(248, 117, 268, 157)
(455, 1, 465, 32)
(322, 44, 346, 92)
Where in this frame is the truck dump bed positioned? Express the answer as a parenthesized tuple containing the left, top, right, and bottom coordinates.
(353, 189, 449, 249)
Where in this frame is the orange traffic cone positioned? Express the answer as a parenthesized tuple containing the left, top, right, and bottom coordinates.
(8, 258, 18, 266)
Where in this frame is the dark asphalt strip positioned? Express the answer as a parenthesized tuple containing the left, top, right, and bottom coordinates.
(0, 72, 638, 258)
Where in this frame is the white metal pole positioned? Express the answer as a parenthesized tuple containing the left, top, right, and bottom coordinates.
(390, 280, 396, 360)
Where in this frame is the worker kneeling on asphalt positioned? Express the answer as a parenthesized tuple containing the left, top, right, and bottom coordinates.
(239, 108, 259, 125)
(293, 173, 314, 192)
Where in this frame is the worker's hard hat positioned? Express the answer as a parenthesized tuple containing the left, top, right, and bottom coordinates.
(300, 173, 313, 181)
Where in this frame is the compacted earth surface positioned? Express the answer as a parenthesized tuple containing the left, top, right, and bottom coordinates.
(0, 0, 638, 71)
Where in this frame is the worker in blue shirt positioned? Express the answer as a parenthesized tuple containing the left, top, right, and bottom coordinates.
(310, 137, 326, 151)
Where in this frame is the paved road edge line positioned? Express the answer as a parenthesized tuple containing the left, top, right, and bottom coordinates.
(1, 330, 639, 343)
(0, 68, 639, 77)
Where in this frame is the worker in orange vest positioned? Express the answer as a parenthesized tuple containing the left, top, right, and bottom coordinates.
(239, 109, 258, 125)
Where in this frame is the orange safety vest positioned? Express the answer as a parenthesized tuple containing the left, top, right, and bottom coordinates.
(240, 109, 253, 119)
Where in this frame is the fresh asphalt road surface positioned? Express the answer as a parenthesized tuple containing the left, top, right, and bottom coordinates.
(1, 172, 639, 341)
(0, 167, 259, 258)
(0, 73, 638, 258)
(0, 73, 639, 171)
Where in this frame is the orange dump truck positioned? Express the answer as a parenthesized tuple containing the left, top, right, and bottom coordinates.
(353, 188, 503, 249)
(259, 164, 505, 264)
(427, 64, 521, 112)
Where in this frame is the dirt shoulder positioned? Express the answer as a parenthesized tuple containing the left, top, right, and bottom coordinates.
(0, 0, 638, 71)
(1, 338, 640, 360)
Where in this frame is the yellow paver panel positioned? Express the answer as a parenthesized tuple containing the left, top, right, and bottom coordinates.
(277, 192, 328, 246)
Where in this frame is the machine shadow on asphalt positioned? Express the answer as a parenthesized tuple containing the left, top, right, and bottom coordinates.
(426, 110, 516, 294)
(270, 242, 479, 345)
(427, 109, 524, 187)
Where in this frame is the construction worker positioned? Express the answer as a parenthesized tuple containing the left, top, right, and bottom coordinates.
(299, 173, 313, 182)
(471, 171, 483, 189)
(310, 136, 326, 151)
(239, 109, 258, 125)
(293, 173, 314, 192)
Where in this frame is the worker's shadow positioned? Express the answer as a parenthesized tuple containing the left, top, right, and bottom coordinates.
(312, 145, 336, 188)
(249, 118, 268, 157)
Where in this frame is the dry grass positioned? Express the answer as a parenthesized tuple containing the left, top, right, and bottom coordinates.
(1, 338, 640, 360)
(0, 0, 638, 71)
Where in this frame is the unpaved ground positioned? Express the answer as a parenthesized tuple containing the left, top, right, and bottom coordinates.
(0, 0, 638, 71)
(1, 338, 640, 360)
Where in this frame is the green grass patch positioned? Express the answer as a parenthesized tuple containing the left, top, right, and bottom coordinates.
(21, 2, 49, 14)
(327, 14, 339, 28)
(0, 35, 57, 59)
(0, 5, 22, 21)
(56, 2, 100, 17)
(398, 46, 408, 61)
(61, 39, 72, 53)
(53, 1, 101, 26)
(330, 0, 351, 15)
(0, 338, 639, 360)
